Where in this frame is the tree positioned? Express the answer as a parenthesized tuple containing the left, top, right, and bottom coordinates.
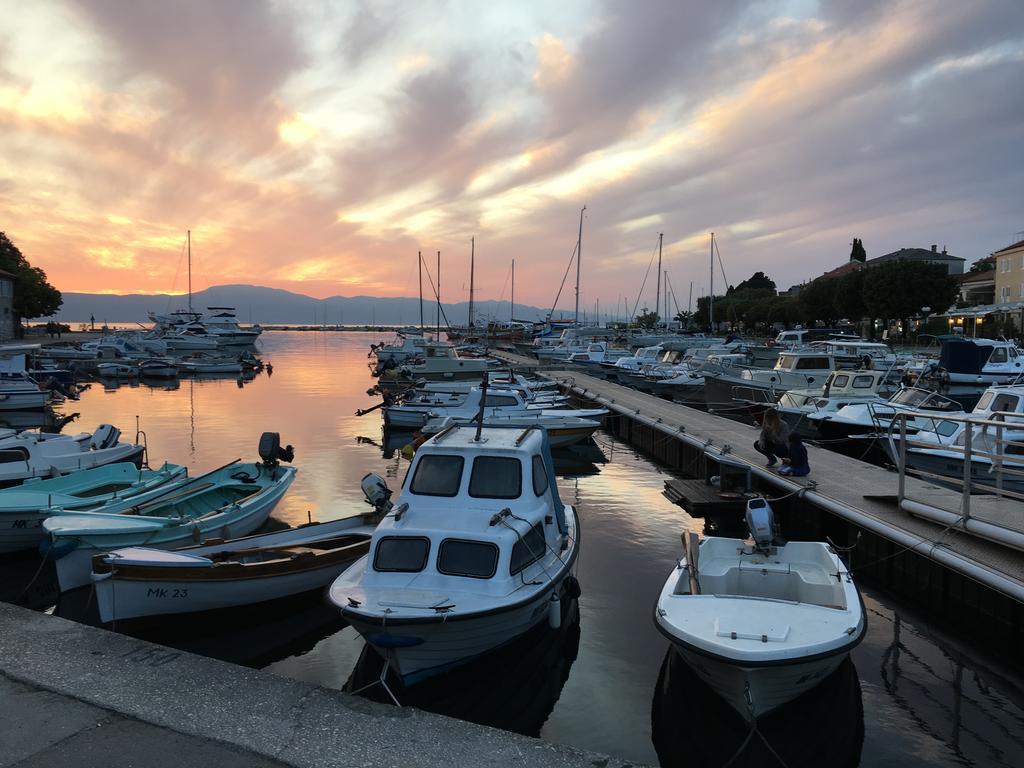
(862, 261, 959, 337)
(732, 271, 777, 294)
(969, 256, 995, 273)
(834, 268, 867, 320)
(636, 309, 659, 329)
(673, 310, 694, 327)
(0, 233, 62, 321)
(849, 238, 867, 263)
(797, 279, 839, 325)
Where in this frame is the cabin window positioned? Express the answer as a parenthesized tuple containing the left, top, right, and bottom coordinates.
(990, 348, 1009, 364)
(532, 455, 549, 496)
(777, 355, 795, 368)
(510, 522, 547, 575)
(410, 455, 464, 497)
(437, 539, 498, 579)
(373, 536, 430, 573)
(469, 456, 522, 499)
(990, 394, 1019, 413)
(831, 374, 850, 388)
(0, 447, 29, 463)
(483, 395, 518, 407)
(796, 357, 830, 370)
(975, 392, 994, 411)
(852, 375, 874, 388)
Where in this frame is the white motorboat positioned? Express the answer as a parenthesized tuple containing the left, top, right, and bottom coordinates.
(0, 424, 144, 487)
(383, 386, 605, 430)
(178, 353, 242, 374)
(0, 462, 187, 554)
(421, 413, 602, 448)
(329, 425, 581, 685)
(138, 358, 179, 378)
(704, 351, 837, 410)
(924, 337, 1024, 385)
(45, 433, 297, 591)
(655, 499, 865, 720)
(96, 362, 137, 379)
(201, 307, 262, 346)
(162, 328, 220, 352)
(415, 373, 559, 396)
(92, 513, 378, 624)
(0, 353, 50, 411)
(372, 333, 427, 365)
(398, 343, 501, 381)
(564, 341, 630, 366)
(809, 386, 962, 443)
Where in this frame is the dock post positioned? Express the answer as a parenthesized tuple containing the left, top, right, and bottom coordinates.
(996, 419, 1004, 497)
(898, 415, 907, 504)
(962, 422, 972, 520)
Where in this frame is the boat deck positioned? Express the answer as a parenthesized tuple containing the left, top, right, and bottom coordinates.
(544, 370, 1024, 590)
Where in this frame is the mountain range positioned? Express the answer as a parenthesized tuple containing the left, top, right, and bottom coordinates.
(54, 284, 552, 326)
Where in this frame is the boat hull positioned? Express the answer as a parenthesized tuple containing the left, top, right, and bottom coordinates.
(0, 390, 50, 411)
(52, 470, 294, 592)
(340, 506, 579, 684)
(675, 647, 848, 720)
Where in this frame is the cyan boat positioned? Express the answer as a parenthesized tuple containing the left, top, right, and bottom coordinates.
(0, 462, 187, 554)
(44, 437, 297, 591)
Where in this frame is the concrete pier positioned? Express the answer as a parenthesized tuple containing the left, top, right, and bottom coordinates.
(0, 603, 640, 768)
(546, 370, 1024, 652)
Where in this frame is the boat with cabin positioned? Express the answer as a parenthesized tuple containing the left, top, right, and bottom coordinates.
(703, 351, 837, 411)
(398, 343, 501, 381)
(329, 424, 580, 685)
(0, 423, 144, 487)
(421, 413, 603, 448)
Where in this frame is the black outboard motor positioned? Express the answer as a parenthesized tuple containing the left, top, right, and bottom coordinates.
(258, 432, 295, 467)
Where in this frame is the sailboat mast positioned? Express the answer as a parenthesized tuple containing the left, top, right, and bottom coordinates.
(436, 251, 441, 339)
(187, 229, 192, 314)
(655, 232, 663, 323)
(511, 259, 515, 321)
(469, 237, 475, 329)
(574, 205, 585, 326)
(418, 251, 424, 332)
(709, 232, 715, 332)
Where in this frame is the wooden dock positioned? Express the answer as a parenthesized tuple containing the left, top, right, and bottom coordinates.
(543, 369, 1024, 646)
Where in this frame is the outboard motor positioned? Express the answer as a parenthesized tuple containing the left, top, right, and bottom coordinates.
(361, 472, 393, 514)
(90, 424, 120, 450)
(745, 497, 775, 552)
(258, 432, 295, 467)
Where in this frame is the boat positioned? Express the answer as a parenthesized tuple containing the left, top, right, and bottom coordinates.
(91, 512, 380, 624)
(923, 337, 1024, 385)
(704, 351, 837, 411)
(372, 332, 427, 365)
(0, 347, 51, 411)
(398, 342, 501, 381)
(383, 386, 605, 430)
(96, 362, 137, 379)
(0, 423, 145, 487)
(201, 307, 262, 346)
(138, 359, 179, 378)
(177, 353, 243, 374)
(809, 386, 962, 444)
(0, 462, 187, 554)
(654, 498, 866, 720)
(414, 373, 560, 396)
(421, 413, 602, 448)
(44, 433, 297, 592)
(329, 424, 581, 685)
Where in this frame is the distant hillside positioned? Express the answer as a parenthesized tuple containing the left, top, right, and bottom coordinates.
(54, 284, 549, 326)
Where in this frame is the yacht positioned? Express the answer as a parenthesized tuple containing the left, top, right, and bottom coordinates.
(398, 343, 501, 381)
(201, 307, 262, 345)
(704, 351, 837, 411)
(329, 425, 581, 684)
(655, 499, 865, 720)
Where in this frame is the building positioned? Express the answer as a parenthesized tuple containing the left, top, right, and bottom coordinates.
(0, 270, 14, 341)
(957, 257, 995, 305)
(867, 245, 964, 275)
(992, 239, 1024, 303)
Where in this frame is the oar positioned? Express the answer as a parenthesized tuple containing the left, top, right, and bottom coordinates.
(355, 401, 386, 417)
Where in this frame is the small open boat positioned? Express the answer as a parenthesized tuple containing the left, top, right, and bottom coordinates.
(44, 433, 297, 591)
(92, 513, 381, 624)
(0, 424, 145, 487)
(0, 462, 187, 553)
(654, 498, 865, 720)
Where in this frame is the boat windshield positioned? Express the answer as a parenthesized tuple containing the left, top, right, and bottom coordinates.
(469, 456, 521, 499)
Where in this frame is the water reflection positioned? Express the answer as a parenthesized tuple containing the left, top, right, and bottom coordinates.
(344, 598, 581, 737)
(652, 649, 864, 768)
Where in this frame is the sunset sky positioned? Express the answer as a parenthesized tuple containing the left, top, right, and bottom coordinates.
(1, 0, 1023, 314)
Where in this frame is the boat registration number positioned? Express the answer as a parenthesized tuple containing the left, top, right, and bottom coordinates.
(147, 588, 189, 599)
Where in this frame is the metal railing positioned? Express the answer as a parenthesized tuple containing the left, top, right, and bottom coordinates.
(891, 408, 1024, 517)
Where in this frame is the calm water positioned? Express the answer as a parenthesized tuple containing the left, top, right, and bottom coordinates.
(19, 332, 1024, 766)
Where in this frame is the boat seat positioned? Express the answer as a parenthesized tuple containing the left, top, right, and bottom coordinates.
(700, 559, 845, 608)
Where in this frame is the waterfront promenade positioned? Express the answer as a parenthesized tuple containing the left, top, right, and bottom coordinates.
(0, 602, 637, 768)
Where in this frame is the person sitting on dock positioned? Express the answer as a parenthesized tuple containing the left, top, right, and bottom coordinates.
(754, 409, 790, 467)
(779, 433, 810, 477)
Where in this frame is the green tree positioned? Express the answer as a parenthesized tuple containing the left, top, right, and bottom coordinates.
(732, 271, 777, 294)
(862, 261, 958, 337)
(969, 257, 995, 273)
(636, 309, 659, 329)
(797, 279, 839, 325)
(0, 233, 62, 321)
(834, 268, 867, 320)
